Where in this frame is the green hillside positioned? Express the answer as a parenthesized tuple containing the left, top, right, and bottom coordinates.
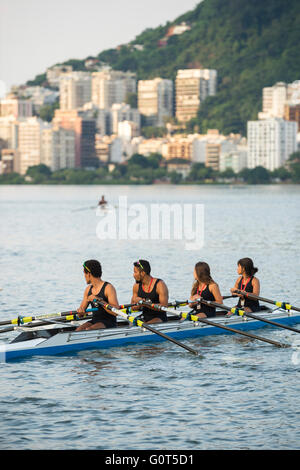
(97, 0, 300, 135)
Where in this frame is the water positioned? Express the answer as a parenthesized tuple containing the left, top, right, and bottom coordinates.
(0, 184, 299, 450)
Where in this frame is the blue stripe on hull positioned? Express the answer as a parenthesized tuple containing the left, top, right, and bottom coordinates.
(4, 314, 300, 361)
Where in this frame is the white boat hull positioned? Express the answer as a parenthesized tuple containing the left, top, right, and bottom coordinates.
(1, 308, 300, 361)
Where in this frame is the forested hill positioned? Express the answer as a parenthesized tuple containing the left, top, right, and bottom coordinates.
(30, 0, 300, 135)
(97, 0, 300, 135)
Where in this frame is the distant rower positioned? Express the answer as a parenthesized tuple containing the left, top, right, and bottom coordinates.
(131, 259, 169, 324)
(230, 257, 260, 312)
(98, 195, 107, 207)
(190, 261, 223, 318)
(76, 259, 119, 330)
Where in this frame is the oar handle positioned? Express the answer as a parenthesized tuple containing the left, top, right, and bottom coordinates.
(138, 300, 182, 317)
(234, 290, 300, 312)
(182, 301, 289, 348)
(0, 307, 98, 327)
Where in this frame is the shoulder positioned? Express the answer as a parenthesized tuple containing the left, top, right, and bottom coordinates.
(209, 282, 219, 291)
(104, 281, 114, 292)
(252, 276, 260, 285)
(156, 279, 167, 289)
(103, 281, 115, 296)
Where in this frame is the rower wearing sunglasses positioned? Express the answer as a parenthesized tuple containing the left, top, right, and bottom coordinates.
(131, 259, 169, 324)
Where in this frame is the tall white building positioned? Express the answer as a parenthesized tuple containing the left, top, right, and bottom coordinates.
(41, 126, 76, 171)
(59, 72, 92, 110)
(175, 69, 217, 122)
(247, 118, 297, 171)
(259, 82, 287, 119)
(138, 78, 173, 126)
(91, 69, 136, 109)
(17, 117, 51, 174)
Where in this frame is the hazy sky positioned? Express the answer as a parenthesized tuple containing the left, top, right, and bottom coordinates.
(0, 0, 200, 95)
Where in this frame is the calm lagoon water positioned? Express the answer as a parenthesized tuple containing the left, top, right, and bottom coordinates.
(0, 184, 299, 450)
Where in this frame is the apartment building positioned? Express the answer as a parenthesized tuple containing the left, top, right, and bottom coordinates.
(0, 149, 16, 174)
(247, 118, 297, 171)
(95, 135, 123, 163)
(0, 94, 33, 119)
(59, 72, 92, 110)
(161, 136, 193, 161)
(53, 109, 96, 168)
(138, 78, 173, 126)
(259, 82, 287, 119)
(175, 69, 217, 122)
(41, 126, 76, 171)
(219, 145, 248, 173)
(0, 116, 19, 149)
(284, 103, 300, 131)
(17, 117, 51, 174)
(259, 80, 300, 120)
(110, 103, 140, 134)
(92, 69, 136, 109)
(21, 86, 59, 113)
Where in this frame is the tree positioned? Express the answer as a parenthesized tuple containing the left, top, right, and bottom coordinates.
(127, 153, 150, 168)
(26, 164, 52, 183)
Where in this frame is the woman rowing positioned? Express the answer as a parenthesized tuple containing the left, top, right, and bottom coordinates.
(230, 257, 260, 312)
(131, 259, 169, 324)
(190, 262, 223, 318)
(76, 259, 119, 331)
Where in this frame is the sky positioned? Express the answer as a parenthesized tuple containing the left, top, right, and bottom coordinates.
(0, 0, 200, 96)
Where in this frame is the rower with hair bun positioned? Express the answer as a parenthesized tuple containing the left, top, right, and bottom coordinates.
(230, 257, 260, 312)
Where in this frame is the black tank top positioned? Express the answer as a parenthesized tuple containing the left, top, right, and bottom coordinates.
(237, 276, 260, 311)
(88, 282, 116, 327)
(137, 278, 167, 322)
(196, 284, 216, 318)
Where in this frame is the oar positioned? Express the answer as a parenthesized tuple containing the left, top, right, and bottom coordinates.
(72, 206, 97, 212)
(141, 300, 289, 348)
(228, 291, 300, 334)
(0, 308, 98, 327)
(0, 313, 94, 334)
(195, 298, 290, 348)
(234, 289, 300, 313)
(93, 298, 198, 355)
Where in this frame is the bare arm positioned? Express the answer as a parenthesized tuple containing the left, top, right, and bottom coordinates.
(77, 286, 90, 317)
(103, 283, 119, 309)
(130, 282, 144, 310)
(157, 280, 169, 306)
(210, 283, 223, 304)
(252, 277, 260, 296)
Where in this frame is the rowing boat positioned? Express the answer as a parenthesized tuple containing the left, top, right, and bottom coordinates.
(1, 306, 300, 361)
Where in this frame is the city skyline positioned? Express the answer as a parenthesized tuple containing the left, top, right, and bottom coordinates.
(0, 0, 199, 96)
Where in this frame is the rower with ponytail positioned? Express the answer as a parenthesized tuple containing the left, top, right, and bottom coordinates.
(230, 258, 260, 312)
